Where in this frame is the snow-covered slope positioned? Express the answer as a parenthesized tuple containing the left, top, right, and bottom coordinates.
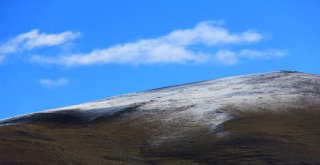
(1, 71, 320, 132)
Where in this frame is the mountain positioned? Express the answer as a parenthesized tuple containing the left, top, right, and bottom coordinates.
(1, 71, 320, 164)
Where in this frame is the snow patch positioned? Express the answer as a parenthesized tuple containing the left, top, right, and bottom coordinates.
(1, 71, 320, 137)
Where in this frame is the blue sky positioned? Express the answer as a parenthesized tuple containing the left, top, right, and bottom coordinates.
(1, 0, 320, 118)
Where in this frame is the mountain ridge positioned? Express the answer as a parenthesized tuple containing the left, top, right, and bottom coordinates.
(1, 70, 320, 164)
(1, 70, 319, 128)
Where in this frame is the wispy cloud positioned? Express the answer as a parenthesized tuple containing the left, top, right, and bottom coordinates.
(214, 49, 288, 65)
(0, 29, 80, 62)
(1, 21, 286, 66)
(31, 21, 283, 67)
(39, 78, 69, 88)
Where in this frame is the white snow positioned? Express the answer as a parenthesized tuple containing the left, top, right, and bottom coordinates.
(1, 71, 320, 131)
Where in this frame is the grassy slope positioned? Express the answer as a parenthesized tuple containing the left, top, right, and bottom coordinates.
(0, 107, 320, 165)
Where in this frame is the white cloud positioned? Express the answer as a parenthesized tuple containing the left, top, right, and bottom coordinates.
(31, 21, 270, 67)
(0, 29, 80, 62)
(214, 50, 239, 65)
(39, 78, 69, 88)
(239, 49, 288, 59)
(214, 49, 288, 65)
(164, 21, 262, 46)
(1, 21, 286, 66)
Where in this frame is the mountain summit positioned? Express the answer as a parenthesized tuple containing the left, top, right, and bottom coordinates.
(1, 71, 320, 164)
